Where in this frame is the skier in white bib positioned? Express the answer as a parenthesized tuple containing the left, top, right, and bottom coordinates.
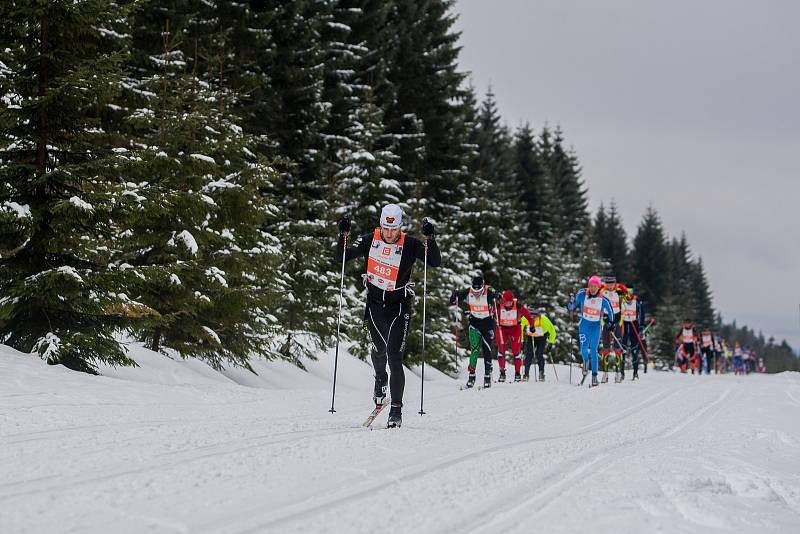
(336, 204, 440, 428)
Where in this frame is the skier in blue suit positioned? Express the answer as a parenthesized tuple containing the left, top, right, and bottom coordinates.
(571, 275, 615, 386)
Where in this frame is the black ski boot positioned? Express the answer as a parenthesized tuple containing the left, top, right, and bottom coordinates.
(591, 374, 599, 387)
(373, 382, 387, 406)
(499, 370, 507, 383)
(483, 374, 492, 388)
(620, 369, 625, 381)
(514, 372, 522, 382)
(539, 370, 545, 382)
(522, 374, 530, 382)
(387, 404, 402, 428)
(465, 373, 476, 389)
(633, 369, 639, 380)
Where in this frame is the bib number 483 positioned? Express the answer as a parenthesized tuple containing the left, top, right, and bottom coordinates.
(373, 264, 392, 277)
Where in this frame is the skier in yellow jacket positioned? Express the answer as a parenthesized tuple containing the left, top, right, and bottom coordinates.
(520, 308, 557, 381)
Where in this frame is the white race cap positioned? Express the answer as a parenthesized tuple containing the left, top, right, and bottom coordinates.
(380, 204, 403, 229)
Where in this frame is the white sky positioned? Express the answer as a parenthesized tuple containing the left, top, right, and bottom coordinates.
(454, 0, 800, 350)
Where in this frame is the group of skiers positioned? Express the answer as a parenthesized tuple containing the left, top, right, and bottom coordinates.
(334, 204, 758, 428)
(449, 280, 557, 388)
(673, 321, 765, 375)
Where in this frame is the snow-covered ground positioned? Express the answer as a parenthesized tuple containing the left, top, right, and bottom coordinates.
(2, 343, 800, 534)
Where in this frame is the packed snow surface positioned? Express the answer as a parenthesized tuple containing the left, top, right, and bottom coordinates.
(1, 343, 799, 534)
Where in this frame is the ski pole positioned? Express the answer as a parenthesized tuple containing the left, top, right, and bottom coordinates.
(453, 296, 460, 371)
(609, 329, 627, 354)
(630, 321, 649, 358)
(329, 231, 348, 413)
(547, 344, 559, 382)
(494, 303, 505, 364)
(419, 222, 429, 416)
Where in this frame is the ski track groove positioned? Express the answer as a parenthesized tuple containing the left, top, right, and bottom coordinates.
(193, 385, 680, 534)
(786, 389, 800, 407)
(0, 425, 362, 500)
(0, 385, 561, 500)
(460, 385, 734, 534)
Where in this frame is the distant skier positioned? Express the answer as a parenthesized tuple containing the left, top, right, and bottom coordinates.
(600, 276, 630, 383)
(335, 204, 440, 428)
(520, 308, 556, 381)
(620, 287, 645, 379)
(449, 276, 500, 389)
(495, 290, 535, 382)
(699, 328, 715, 374)
(571, 276, 615, 387)
(732, 342, 744, 374)
(675, 319, 699, 374)
(743, 346, 753, 374)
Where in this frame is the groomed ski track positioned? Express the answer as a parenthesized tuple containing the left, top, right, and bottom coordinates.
(2, 344, 799, 534)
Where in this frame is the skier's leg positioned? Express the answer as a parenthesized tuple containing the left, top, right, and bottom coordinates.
(367, 304, 390, 400)
(615, 324, 624, 374)
(385, 301, 412, 406)
(511, 330, 522, 377)
(480, 327, 494, 375)
(468, 326, 481, 374)
(496, 327, 507, 372)
(588, 326, 601, 377)
(579, 329, 590, 369)
(601, 325, 611, 373)
(523, 336, 533, 376)
(535, 337, 546, 375)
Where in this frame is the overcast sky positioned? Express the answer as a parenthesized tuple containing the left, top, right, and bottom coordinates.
(454, 0, 800, 350)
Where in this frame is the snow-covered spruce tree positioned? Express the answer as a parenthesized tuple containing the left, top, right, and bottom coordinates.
(652, 290, 691, 367)
(631, 206, 670, 311)
(508, 124, 583, 363)
(691, 257, 715, 328)
(541, 126, 589, 256)
(0, 0, 146, 372)
(513, 123, 549, 242)
(531, 236, 583, 364)
(465, 88, 531, 293)
(116, 11, 281, 368)
(245, 1, 341, 364)
(380, 0, 474, 372)
(595, 200, 631, 281)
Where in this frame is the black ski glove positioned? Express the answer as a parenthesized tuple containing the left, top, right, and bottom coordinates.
(449, 291, 457, 305)
(422, 218, 435, 237)
(338, 215, 351, 234)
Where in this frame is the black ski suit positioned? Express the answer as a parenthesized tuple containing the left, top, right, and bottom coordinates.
(336, 230, 441, 406)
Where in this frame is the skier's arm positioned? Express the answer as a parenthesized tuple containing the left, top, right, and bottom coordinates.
(520, 305, 534, 325)
(543, 315, 557, 343)
(571, 291, 584, 318)
(335, 232, 370, 263)
(449, 288, 469, 306)
(602, 297, 615, 324)
(412, 235, 442, 267)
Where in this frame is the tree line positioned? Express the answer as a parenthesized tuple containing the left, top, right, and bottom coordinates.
(1, 0, 795, 374)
